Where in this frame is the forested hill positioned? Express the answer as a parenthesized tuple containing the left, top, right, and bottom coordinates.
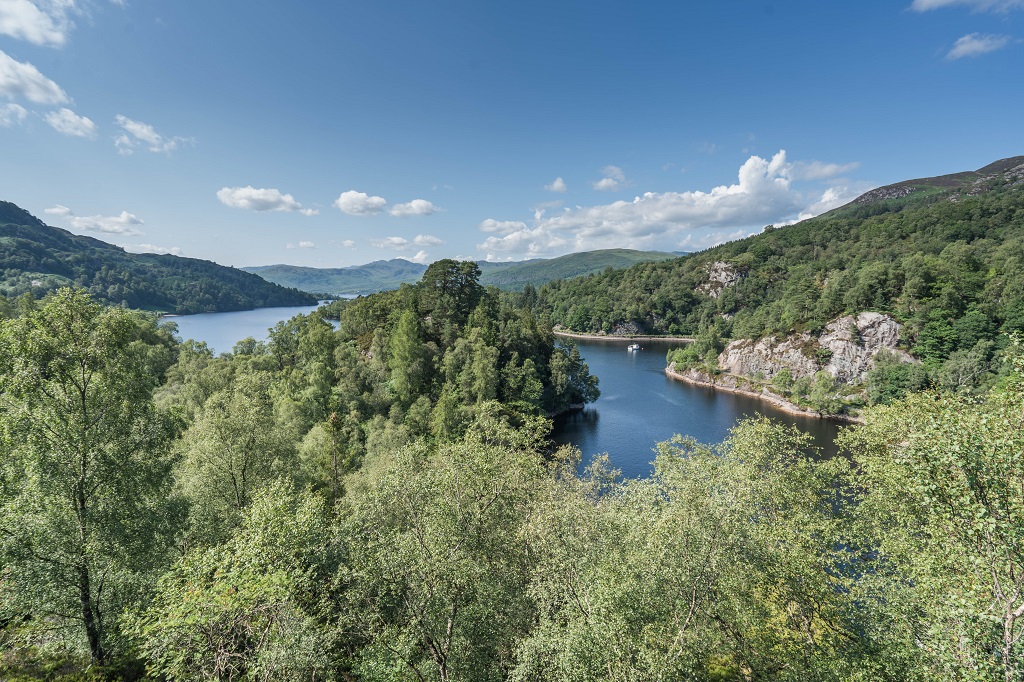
(0, 201, 316, 313)
(244, 249, 678, 295)
(539, 156, 1024, 354)
(479, 248, 680, 289)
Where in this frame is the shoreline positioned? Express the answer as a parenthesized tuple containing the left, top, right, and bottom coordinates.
(664, 364, 864, 425)
(554, 330, 695, 343)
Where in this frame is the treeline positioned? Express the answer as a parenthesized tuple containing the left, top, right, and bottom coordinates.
(3, 280, 1024, 680)
(0, 201, 316, 313)
(541, 180, 1024, 402)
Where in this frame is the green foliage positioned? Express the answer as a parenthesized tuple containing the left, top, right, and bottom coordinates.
(10, 282, 1024, 680)
(137, 482, 343, 681)
(539, 175, 1024, 370)
(0, 201, 315, 313)
(0, 289, 181, 664)
(842, 341, 1024, 680)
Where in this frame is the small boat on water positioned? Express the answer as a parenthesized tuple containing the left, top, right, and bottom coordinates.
(627, 343, 640, 351)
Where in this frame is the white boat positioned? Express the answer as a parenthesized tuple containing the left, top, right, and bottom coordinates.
(627, 343, 640, 351)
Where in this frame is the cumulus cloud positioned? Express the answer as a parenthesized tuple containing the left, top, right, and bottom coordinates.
(0, 102, 27, 126)
(217, 186, 317, 215)
(371, 236, 411, 249)
(592, 165, 626, 191)
(479, 219, 528, 234)
(46, 204, 144, 235)
(389, 199, 439, 216)
(44, 107, 97, 138)
(341, 239, 355, 248)
(123, 243, 182, 256)
(545, 176, 567, 192)
(912, 0, 1024, 10)
(410, 250, 429, 264)
(413, 234, 443, 246)
(286, 240, 316, 249)
(478, 151, 864, 259)
(114, 114, 193, 154)
(334, 190, 387, 215)
(0, 0, 74, 47)
(0, 50, 68, 104)
(946, 32, 1013, 58)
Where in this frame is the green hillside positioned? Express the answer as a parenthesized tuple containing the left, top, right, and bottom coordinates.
(540, 156, 1024, 391)
(0, 201, 316, 313)
(479, 248, 679, 289)
(244, 249, 678, 295)
(243, 259, 430, 296)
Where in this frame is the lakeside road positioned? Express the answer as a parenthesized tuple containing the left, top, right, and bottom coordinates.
(553, 330, 695, 343)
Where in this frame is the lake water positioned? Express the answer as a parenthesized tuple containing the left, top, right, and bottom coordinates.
(166, 307, 845, 479)
(164, 304, 326, 354)
(551, 339, 845, 479)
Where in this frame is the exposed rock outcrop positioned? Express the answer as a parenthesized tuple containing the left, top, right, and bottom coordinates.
(695, 261, 745, 299)
(717, 312, 916, 385)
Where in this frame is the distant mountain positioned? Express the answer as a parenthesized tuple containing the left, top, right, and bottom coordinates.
(244, 249, 680, 295)
(0, 201, 316, 313)
(244, 259, 430, 297)
(479, 249, 680, 289)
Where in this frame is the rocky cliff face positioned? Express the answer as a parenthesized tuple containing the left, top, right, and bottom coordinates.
(695, 261, 744, 299)
(718, 312, 916, 384)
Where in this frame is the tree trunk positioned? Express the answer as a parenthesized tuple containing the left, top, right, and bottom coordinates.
(78, 562, 104, 664)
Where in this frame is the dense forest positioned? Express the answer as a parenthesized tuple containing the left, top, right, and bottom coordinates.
(540, 158, 1024, 407)
(0, 202, 316, 314)
(3, 265, 1024, 679)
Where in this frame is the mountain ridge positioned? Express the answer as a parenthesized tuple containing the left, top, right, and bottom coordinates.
(244, 248, 681, 295)
(0, 202, 316, 313)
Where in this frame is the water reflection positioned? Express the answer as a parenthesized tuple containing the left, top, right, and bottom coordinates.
(551, 339, 843, 479)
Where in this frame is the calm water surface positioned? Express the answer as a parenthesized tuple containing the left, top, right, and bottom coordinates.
(167, 309, 845, 479)
(551, 339, 845, 479)
(165, 304, 325, 354)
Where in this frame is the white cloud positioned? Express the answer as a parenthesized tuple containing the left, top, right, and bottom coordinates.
(478, 151, 861, 259)
(123, 243, 182, 256)
(410, 250, 429, 264)
(341, 239, 355, 248)
(44, 107, 97, 138)
(46, 204, 144, 235)
(0, 0, 74, 47)
(0, 49, 68, 104)
(0, 102, 27, 126)
(114, 114, 193, 154)
(592, 165, 626, 191)
(912, 0, 1024, 10)
(389, 198, 439, 216)
(371, 236, 410, 249)
(334, 190, 387, 215)
(413, 234, 443, 246)
(946, 32, 1013, 58)
(217, 186, 317, 215)
(286, 240, 316, 249)
(479, 218, 528, 234)
(790, 160, 861, 180)
(545, 176, 567, 192)
(44, 204, 72, 216)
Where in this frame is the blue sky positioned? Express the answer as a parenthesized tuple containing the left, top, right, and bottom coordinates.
(1, 0, 1021, 267)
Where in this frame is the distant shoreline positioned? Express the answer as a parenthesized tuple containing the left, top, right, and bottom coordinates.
(553, 330, 695, 343)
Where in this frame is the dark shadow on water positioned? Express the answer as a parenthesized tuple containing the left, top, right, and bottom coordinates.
(551, 339, 845, 479)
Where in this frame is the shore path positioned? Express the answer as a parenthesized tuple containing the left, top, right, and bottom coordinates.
(553, 331, 695, 343)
